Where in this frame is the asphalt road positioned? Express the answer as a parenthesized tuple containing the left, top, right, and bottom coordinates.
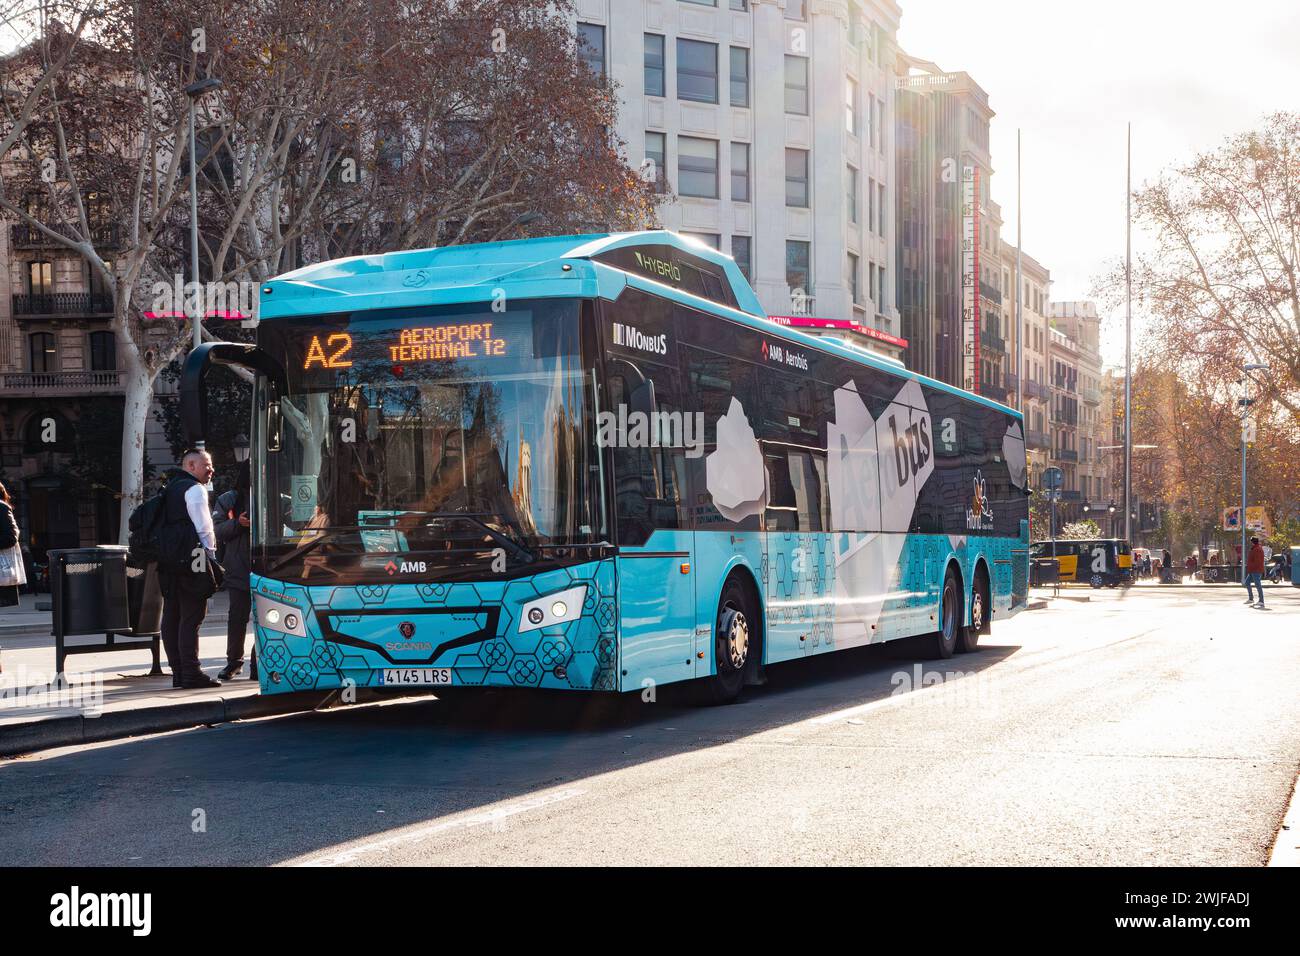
(2, 583, 1297, 866)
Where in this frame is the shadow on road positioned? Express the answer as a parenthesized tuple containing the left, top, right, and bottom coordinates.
(0, 638, 1020, 866)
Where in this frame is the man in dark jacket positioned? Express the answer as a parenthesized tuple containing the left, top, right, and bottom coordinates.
(158, 450, 222, 688)
(214, 461, 252, 680)
(1244, 536, 1266, 608)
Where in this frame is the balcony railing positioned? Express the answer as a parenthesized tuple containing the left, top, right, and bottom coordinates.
(1080, 385, 1101, 405)
(0, 370, 124, 395)
(981, 382, 1009, 403)
(979, 280, 1002, 305)
(1024, 379, 1049, 401)
(1053, 448, 1079, 462)
(1052, 375, 1077, 393)
(980, 329, 1006, 353)
(1053, 408, 1079, 426)
(12, 292, 114, 317)
(1059, 489, 1083, 502)
(1026, 428, 1050, 449)
(11, 222, 120, 248)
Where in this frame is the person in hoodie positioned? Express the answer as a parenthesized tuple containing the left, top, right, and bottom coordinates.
(213, 461, 252, 680)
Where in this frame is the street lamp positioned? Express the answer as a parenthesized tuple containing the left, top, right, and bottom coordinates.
(185, 76, 223, 351)
(233, 433, 250, 463)
(1239, 363, 1269, 584)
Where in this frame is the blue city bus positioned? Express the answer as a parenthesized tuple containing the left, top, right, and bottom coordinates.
(181, 231, 1030, 703)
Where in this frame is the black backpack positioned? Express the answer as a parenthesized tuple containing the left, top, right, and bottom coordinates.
(128, 485, 199, 568)
(127, 493, 168, 564)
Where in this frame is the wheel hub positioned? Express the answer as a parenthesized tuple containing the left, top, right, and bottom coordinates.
(971, 590, 984, 630)
(726, 611, 749, 670)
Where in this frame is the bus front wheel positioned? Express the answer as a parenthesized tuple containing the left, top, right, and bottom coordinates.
(697, 576, 757, 705)
(925, 568, 960, 660)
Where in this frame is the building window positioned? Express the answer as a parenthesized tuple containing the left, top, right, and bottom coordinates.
(869, 261, 877, 305)
(877, 182, 886, 236)
(786, 0, 806, 19)
(784, 56, 808, 115)
(681, 232, 720, 250)
(28, 332, 56, 373)
(644, 131, 667, 193)
(577, 23, 605, 77)
(867, 96, 875, 149)
(27, 260, 52, 296)
(644, 34, 665, 97)
(678, 136, 719, 198)
(845, 77, 858, 136)
(729, 47, 749, 107)
(681, 0, 717, 5)
(784, 148, 809, 207)
(730, 0, 749, 9)
(876, 264, 886, 310)
(88, 330, 116, 371)
(876, 98, 885, 152)
(868, 177, 876, 233)
(846, 166, 858, 224)
(731, 235, 752, 281)
(786, 241, 811, 298)
(848, 253, 860, 303)
(86, 260, 112, 299)
(730, 142, 750, 202)
(677, 39, 718, 104)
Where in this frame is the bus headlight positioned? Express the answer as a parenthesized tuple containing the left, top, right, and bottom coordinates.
(256, 595, 307, 637)
(519, 585, 585, 633)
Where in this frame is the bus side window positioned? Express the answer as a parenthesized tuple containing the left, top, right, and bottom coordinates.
(607, 361, 686, 546)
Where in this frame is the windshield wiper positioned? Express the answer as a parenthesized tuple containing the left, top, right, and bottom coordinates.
(265, 528, 361, 575)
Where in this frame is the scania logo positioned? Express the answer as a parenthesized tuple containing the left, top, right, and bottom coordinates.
(399, 621, 416, 638)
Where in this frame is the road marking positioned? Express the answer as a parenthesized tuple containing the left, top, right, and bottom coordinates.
(295, 788, 587, 867)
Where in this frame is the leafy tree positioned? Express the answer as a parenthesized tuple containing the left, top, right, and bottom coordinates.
(1059, 519, 1101, 540)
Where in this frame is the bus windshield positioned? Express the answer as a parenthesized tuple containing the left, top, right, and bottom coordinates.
(253, 298, 606, 581)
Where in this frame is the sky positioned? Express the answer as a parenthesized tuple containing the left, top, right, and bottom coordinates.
(897, 0, 1300, 367)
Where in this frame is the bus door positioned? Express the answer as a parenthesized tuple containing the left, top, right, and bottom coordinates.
(605, 352, 697, 691)
(761, 442, 832, 659)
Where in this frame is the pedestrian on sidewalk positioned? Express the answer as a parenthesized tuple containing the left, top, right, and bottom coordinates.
(158, 450, 223, 688)
(1244, 536, 1266, 608)
(214, 461, 252, 681)
(0, 480, 26, 673)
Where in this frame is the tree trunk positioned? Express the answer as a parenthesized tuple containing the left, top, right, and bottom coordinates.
(117, 356, 155, 544)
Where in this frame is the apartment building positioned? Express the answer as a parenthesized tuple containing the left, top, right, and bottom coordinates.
(1000, 243, 1051, 478)
(0, 212, 125, 554)
(572, 0, 907, 359)
(1051, 301, 1107, 511)
(893, 55, 994, 386)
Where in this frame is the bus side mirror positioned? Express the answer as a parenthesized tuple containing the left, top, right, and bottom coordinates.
(267, 400, 282, 452)
(630, 378, 657, 418)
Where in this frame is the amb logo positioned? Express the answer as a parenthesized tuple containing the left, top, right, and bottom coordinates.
(887, 414, 932, 488)
(385, 560, 427, 575)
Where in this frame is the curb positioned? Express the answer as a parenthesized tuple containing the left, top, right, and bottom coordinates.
(0, 687, 434, 759)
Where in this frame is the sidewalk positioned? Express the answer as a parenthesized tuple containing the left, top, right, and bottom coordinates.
(0, 593, 428, 757)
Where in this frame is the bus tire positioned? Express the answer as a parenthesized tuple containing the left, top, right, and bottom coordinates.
(925, 567, 960, 660)
(1089, 573, 1104, 589)
(960, 565, 989, 652)
(696, 575, 756, 705)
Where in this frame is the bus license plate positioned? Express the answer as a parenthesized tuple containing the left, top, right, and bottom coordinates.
(380, 668, 452, 686)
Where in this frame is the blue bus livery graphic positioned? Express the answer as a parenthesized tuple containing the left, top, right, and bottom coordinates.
(181, 231, 1030, 702)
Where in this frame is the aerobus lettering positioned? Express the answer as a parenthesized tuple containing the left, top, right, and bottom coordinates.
(888, 414, 932, 488)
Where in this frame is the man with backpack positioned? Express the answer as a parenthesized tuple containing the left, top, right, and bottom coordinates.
(156, 449, 223, 688)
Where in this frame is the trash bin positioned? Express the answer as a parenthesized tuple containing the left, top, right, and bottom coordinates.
(48, 546, 130, 637)
(1291, 547, 1300, 587)
(48, 546, 162, 677)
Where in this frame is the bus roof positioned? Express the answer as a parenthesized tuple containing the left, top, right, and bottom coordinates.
(259, 230, 1021, 418)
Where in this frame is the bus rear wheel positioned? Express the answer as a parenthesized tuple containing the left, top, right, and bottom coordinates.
(924, 567, 960, 660)
(960, 567, 988, 653)
(1089, 573, 1104, 589)
(697, 576, 756, 705)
